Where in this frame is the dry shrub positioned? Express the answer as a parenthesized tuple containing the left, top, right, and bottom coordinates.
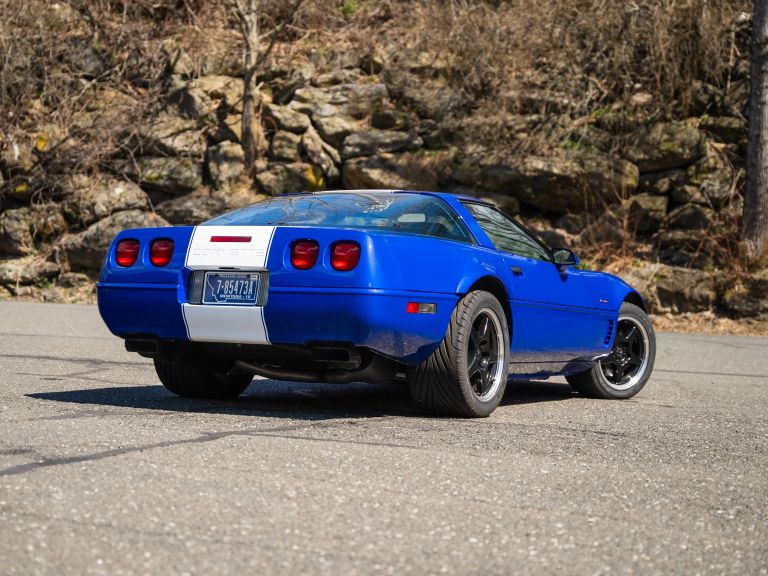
(374, 0, 748, 120)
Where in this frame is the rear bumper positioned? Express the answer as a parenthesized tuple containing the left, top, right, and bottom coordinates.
(97, 283, 457, 364)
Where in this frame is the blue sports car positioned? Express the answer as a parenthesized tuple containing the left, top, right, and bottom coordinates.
(97, 190, 655, 417)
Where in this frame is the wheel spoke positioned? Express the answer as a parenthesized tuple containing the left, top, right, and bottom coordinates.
(614, 364, 625, 382)
(469, 328, 480, 349)
(621, 325, 637, 343)
(480, 369, 491, 396)
(468, 350, 481, 378)
(476, 316, 490, 343)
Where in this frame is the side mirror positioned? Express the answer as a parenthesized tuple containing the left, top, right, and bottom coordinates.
(552, 248, 579, 270)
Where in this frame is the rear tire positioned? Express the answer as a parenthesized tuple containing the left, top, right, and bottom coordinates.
(154, 358, 253, 400)
(566, 302, 655, 399)
(408, 290, 510, 417)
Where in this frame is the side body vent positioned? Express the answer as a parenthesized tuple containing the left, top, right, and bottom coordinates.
(604, 320, 615, 346)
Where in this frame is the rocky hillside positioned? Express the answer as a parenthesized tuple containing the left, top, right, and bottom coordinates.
(0, 0, 766, 320)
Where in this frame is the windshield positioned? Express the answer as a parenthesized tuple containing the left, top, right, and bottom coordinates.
(204, 192, 472, 243)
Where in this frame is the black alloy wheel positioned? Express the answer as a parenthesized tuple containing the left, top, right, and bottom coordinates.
(566, 301, 655, 399)
(599, 317, 648, 390)
(467, 311, 502, 400)
(408, 290, 510, 417)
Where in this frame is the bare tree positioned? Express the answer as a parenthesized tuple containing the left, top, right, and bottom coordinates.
(223, 0, 304, 176)
(744, 1, 768, 261)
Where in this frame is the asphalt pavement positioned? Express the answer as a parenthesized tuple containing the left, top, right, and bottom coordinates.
(0, 301, 766, 575)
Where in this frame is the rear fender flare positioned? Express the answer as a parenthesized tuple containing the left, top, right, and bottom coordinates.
(455, 272, 512, 337)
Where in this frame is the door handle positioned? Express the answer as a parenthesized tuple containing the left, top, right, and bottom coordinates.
(510, 266, 523, 277)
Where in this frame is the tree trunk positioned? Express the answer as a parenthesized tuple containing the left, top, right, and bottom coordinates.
(743, 0, 768, 261)
(241, 0, 263, 177)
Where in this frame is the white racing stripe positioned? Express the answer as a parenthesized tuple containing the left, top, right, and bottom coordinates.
(185, 225, 275, 269)
(182, 225, 276, 344)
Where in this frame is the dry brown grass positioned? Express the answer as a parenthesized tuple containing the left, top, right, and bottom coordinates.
(650, 311, 768, 336)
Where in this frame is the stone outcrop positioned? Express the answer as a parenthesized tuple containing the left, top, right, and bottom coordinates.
(0, 208, 35, 256)
(0, 19, 762, 320)
(342, 130, 423, 159)
(134, 112, 206, 157)
(207, 142, 245, 189)
(451, 152, 639, 213)
(622, 122, 707, 172)
(124, 157, 203, 196)
(61, 177, 150, 227)
(343, 153, 439, 190)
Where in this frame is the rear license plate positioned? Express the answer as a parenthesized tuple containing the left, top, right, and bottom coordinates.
(202, 272, 260, 306)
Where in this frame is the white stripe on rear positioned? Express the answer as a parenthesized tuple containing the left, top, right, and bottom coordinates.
(182, 303, 269, 344)
(186, 225, 275, 269)
(182, 225, 276, 344)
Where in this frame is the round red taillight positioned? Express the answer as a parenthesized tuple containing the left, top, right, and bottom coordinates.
(150, 239, 174, 267)
(291, 240, 319, 270)
(115, 239, 140, 267)
(331, 241, 361, 271)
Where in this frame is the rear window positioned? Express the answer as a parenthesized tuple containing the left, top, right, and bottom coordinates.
(205, 192, 472, 243)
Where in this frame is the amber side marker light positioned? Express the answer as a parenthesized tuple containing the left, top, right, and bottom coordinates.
(407, 302, 437, 314)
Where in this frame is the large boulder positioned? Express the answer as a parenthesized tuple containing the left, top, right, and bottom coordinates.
(657, 230, 713, 269)
(452, 152, 639, 213)
(313, 116, 357, 148)
(0, 208, 34, 256)
(720, 269, 768, 319)
(700, 116, 746, 144)
(290, 83, 389, 120)
(59, 210, 169, 271)
(287, 83, 389, 147)
(622, 122, 707, 172)
(371, 109, 411, 131)
(134, 112, 205, 157)
(342, 130, 423, 159)
(343, 152, 439, 191)
(169, 85, 214, 119)
(156, 192, 227, 226)
(270, 131, 303, 162)
(619, 263, 715, 313)
(263, 104, 311, 133)
(628, 193, 668, 233)
(156, 188, 262, 226)
(125, 157, 203, 195)
(61, 177, 150, 227)
(256, 163, 325, 196)
(681, 151, 735, 207)
(207, 142, 245, 189)
(29, 204, 68, 242)
(654, 266, 716, 313)
(666, 204, 715, 230)
(637, 169, 686, 196)
(302, 127, 341, 182)
(0, 258, 60, 287)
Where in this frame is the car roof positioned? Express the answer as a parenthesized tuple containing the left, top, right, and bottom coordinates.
(279, 189, 489, 204)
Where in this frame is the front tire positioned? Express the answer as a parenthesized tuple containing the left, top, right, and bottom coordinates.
(566, 301, 655, 399)
(154, 358, 253, 399)
(408, 290, 510, 417)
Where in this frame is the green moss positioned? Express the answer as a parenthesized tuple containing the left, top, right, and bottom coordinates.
(342, 0, 359, 18)
(564, 139, 598, 153)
